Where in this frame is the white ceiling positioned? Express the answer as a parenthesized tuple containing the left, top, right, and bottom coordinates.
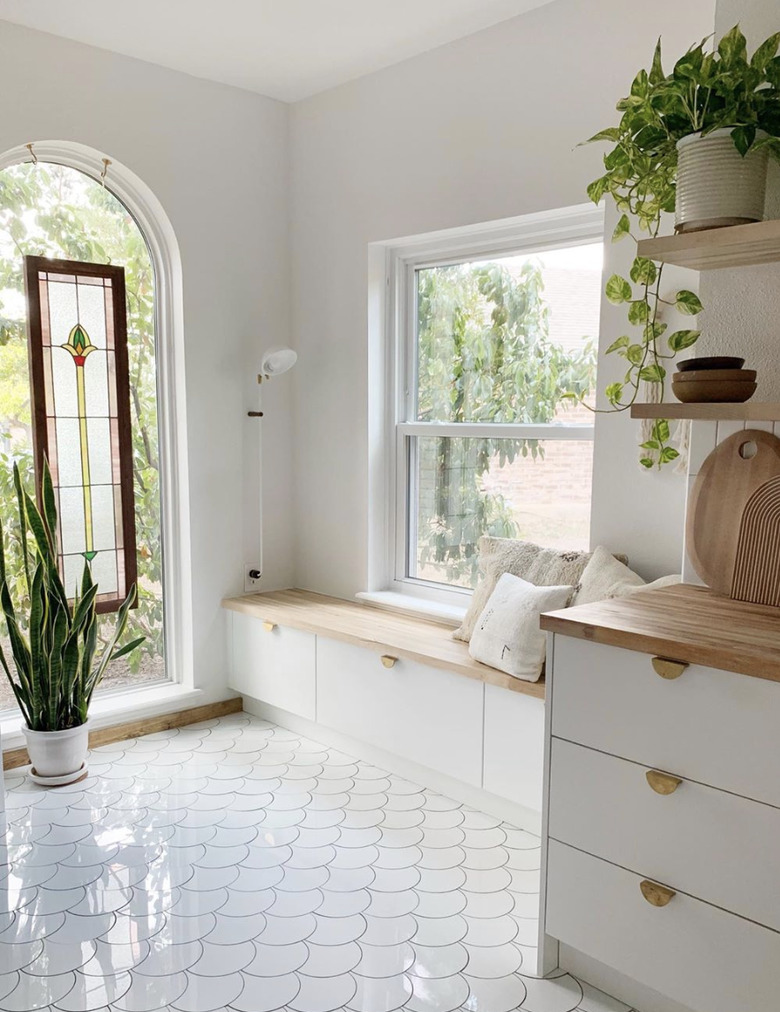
(0, 0, 556, 102)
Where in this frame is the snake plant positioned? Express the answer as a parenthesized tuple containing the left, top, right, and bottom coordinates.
(0, 459, 143, 731)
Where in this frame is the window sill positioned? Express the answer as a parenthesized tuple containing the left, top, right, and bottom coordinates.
(0, 682, 204, 753)
(356, 590, 467, 627)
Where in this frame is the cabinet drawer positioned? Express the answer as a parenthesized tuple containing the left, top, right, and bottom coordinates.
(551, 636, 780, 807)
(316, 638, 483, 786)
(229, 612, 316, 719)
(549, 738, 780, 931)
(546, 840, 780, 1012)
(483, 684, 544, 811)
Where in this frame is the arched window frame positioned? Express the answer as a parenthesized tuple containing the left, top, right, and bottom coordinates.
(0, 140, 194, 698)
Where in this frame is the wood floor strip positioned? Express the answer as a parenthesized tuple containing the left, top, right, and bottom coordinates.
(2, 697, 243, 771)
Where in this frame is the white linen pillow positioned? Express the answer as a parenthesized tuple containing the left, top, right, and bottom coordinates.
(454, 537, 601, 642)
(573, 545, 681, 605)
(572, 545, 645, 605)
(468, 572, 574, 682)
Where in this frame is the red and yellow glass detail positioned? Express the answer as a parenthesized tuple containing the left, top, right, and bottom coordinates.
(61, 322, 98, 562)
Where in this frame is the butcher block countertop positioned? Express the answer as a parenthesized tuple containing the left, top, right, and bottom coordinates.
(540, 583, 780, 683)
(222, 589, 546, 699)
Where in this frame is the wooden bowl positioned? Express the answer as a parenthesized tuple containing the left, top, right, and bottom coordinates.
(677, 356, 745, 372)
(672, 379, 757, 403)
(673, 368, 756, 383)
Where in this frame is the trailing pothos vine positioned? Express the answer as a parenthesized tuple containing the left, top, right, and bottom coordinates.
(580, 25, 780, 468)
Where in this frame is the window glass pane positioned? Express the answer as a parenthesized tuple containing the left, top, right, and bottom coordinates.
(416, 243, 601, 423)
(0, 161, 166, 713)
(412, 436, 594, 589)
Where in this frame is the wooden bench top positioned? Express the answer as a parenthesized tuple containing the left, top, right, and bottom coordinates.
(222, 589, 545, 700)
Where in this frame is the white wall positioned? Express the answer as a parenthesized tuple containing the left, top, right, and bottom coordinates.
(290, 0, 716, 597)
(699, 0, 780, 398)
(0, 21, 295, 699)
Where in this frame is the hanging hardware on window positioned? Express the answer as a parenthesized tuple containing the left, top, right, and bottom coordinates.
(100, 158, 111, 187)
(25, 143, 37, 165)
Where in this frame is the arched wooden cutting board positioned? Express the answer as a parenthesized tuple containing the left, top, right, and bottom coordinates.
(687, 428, 780, 606)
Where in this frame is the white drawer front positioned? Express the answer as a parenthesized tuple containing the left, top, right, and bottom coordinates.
(551, 636, 780, 807)
(483, 684, 544, 811)
(229, 612, 316, 719)
(546, 840, 780, 1012)
(549, 738, 780, 931)
(316, 638, 483, 786)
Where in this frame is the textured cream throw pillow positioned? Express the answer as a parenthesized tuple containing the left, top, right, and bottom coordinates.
(573, 545, 681, 605)
(468, 573, 574, 681)
(454, 537, 604, 642)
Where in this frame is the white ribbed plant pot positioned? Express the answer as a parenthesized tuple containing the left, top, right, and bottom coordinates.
(676, 129, 768, 232)
(23, 721, 89, 782)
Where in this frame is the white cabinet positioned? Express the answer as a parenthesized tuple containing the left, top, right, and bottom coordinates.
(546, 840, 780, 1012)
(551, 636, 780, 808)
(316, 638, 483, 787)
(483, 684, 544, 811)
(548, 737, 780, 932)
(229, 612, 316, 720)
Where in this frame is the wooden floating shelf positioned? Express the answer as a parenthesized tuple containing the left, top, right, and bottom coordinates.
(631, 402, 780, 421)
(638, 219, 780, 270)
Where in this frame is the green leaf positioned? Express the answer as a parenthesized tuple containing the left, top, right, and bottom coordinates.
(639, 363, 666, 383)
(628, 300, 649, 325)
(675, 290, 703, 315)
(660, 446, 680, 463)
(587, 176, 609, 204)
(653, 419, 670, 442)
(629, 256, 657, 285)
(668, 329, 701, 352)
(731, 125, 756, 157)
(612, 214, 631, 242)
(605, 336, 630, 354)
(626, 344, 644, 365)
(751, 32, 780, 71)
(649, 37, 665, 83)
(639, 457, 655, 469)
(585, 128, 621, 144)
(605, 275, 632, 304)
(640, 440, 660, 450)
(605, 382, 624, 404)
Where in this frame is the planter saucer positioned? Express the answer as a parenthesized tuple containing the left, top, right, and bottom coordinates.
(29, 762, 89, 787)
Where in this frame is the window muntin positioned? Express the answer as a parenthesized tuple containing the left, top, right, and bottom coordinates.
(397, 240, 602, 593)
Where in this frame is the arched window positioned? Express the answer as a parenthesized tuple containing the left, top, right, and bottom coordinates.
(0, 145, 191, 711)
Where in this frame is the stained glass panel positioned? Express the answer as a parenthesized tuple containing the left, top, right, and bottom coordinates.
(24, 256, 137, 612)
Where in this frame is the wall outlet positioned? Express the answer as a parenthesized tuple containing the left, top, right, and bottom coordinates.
(245, 566, 262, 593)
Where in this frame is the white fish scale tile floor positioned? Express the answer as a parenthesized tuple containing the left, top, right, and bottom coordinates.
(0, 714, 634, 1012)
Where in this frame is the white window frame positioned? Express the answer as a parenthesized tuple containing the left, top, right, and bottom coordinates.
(366, 203, 605, 611)
(0, 140, 197, 747)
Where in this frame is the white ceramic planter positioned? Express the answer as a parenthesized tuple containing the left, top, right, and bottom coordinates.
(23, 721, 89, 782)
(676, 129, 768, 233)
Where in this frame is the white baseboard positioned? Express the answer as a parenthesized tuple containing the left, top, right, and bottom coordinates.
(242, 696, 542, 835)
(559, 945, 698, 1012)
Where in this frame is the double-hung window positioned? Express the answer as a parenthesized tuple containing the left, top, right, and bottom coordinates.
(377, 205, 604, 606)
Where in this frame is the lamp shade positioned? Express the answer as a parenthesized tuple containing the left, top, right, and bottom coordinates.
(260, 346, 297, 378)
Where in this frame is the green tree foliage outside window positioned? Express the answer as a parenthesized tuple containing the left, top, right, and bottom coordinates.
(414, 260, 596, 588)
(0, 163, 163, 698)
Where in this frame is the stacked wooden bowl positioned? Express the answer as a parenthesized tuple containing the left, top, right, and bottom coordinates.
(672, 356, 757, 403)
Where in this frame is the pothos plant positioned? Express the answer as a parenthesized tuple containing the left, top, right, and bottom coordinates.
(583, 25, 780, 468)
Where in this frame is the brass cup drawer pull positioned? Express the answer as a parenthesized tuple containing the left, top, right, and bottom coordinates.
(262, 621, 277, 632)
(640, 879, 676, 907)
(646, 769, 683, 795)
(380, 655, 398, 669)
(651, 656, 689, 680)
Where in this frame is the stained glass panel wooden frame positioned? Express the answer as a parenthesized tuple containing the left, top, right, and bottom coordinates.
(24, 256, 137, 613)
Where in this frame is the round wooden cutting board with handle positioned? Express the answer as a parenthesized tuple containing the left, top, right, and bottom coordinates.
(687, 428, 780, 606)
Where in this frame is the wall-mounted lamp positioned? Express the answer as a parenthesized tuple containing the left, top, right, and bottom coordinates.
(248, 346, 298, 417)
